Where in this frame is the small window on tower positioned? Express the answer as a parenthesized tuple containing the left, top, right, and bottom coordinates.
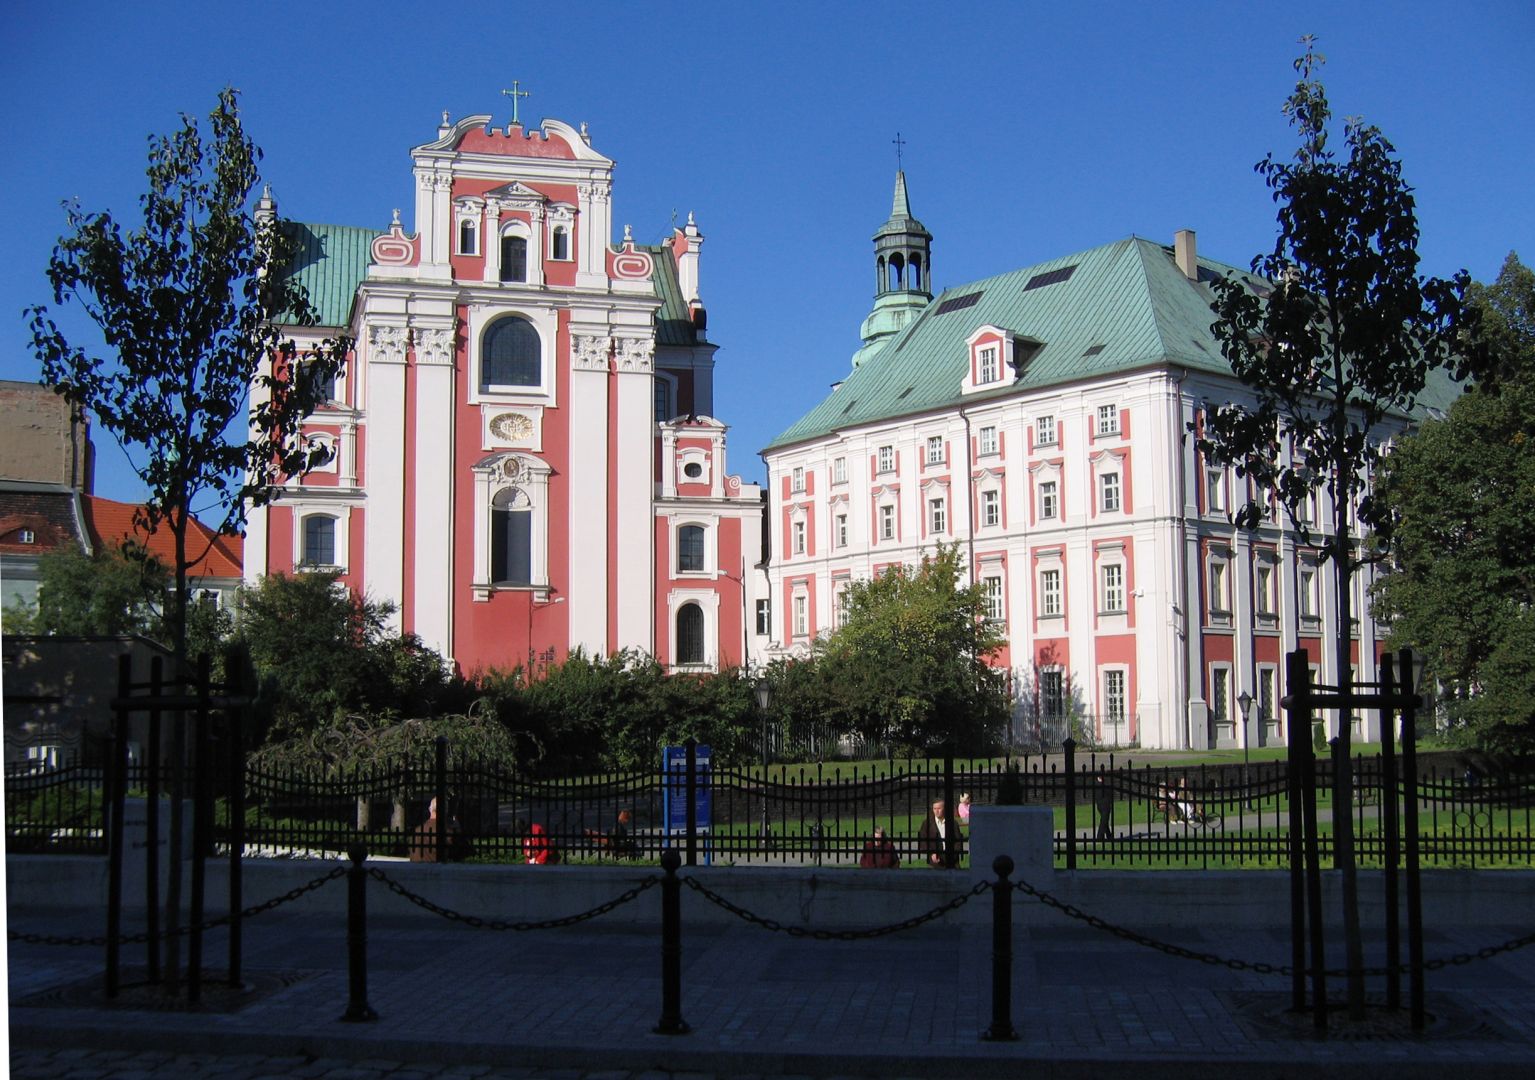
(683, 462, 703, 480)
(551, 226, 570, 261)
(459, 218, 478, 256)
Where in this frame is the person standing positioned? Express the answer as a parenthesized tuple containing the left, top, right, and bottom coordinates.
(1093, 774, 1114, 841)
(917, 799, 960, 868)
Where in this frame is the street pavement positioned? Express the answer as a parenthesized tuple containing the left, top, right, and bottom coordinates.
(9, 869, 1535, 1080)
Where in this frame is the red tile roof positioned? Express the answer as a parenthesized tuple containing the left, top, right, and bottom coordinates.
(81, 496, 243, 579)
(0, 489, 82, 553)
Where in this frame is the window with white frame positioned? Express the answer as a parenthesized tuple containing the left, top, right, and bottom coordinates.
(1300, 566, 1318, 617)
(978, 345, 999, 384)
(834, 584, 851, 629)
(1041, 669, 1065, 719)
(1036, 414, 1057, 447)
(1096, 403, 1119, 436)
(791, 466, 805, 492)
(977, 425, 998, 456)
(481, 315, 542, 391)
(926, 435, 944, 465)
(793, 593, 809, 638)
(1256, 562, 1275, 615)
(792, 519, 806, 555)
(1104, 669, 1127, 727)
(654, 378, 672, 423)
(457, 214, 479, 256)
(835, 513, 848, 548)
(17, 528, 36, 544)
(302, 515, 336, 567)
(1211, 666, 1230, 722)
(675, 603, 705, 665)
(473, 454, 551, 594)
(1208, 558, 1230, 615)
(1100, 562, 1125, 613)
(1258, 665, 1277, 723)
(983, 574, 1004, 623)
(1099, 471, 1121, 513)
(929, 497, 946, 534)
(879, 503, 895, 541)
(678, 524, 706, 572)
(755, 599, 771, 636)
(1039, 479, 1059, 520)
(1040, 568, 1062, 617)
(877, 445, 895, 474)
(550, 224, 571, 261)
(1206, 466, 1226, 512)
(833, 457, 847, 484)
(981, 488, 1000, 528)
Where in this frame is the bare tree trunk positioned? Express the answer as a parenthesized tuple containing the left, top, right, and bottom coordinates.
(355, 797, 370, 831)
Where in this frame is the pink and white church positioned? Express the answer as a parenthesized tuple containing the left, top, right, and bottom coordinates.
(244, 111, 764, 676)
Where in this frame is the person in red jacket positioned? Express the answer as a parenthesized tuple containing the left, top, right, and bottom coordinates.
(523, 822, 559, 864)
(859, 825, 900, 868)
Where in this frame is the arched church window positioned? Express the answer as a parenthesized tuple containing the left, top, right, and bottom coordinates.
(676, 603, 704, 665)
(876, 255, 887, 295)
(678, 525, 705, 572)
(888, 252, 906, 291)
(459, 218, 478, 256)
(481, 317, 541, 390)
(491, 488, 533, 585)
(551, 226, 569, 261)
(909, 253, 923, 292)
(302, 515, 335, 566)
(500, 235, 528, 282)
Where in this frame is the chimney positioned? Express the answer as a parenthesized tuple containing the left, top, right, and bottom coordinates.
(1174, 229, 1198, 282)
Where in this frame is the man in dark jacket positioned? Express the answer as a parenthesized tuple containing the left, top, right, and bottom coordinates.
(916, 799, 961, 868)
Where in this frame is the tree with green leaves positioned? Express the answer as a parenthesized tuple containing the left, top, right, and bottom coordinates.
(28, 88, 349, 669)
(4, 542, 167, 638)
(1373, 253, 1535, 753)
(812, 543, 1008, 754)
(1193, 39, 1477, 1019)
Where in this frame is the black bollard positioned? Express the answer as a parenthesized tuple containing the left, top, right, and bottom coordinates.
(654, 849, 690, 1034)
(982, 855, 1019, 1041)
(340, 846, 378, 1023)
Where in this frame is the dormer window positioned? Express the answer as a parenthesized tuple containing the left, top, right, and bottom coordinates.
(16, 529, 35, 544)
(978, 346, 999, 384)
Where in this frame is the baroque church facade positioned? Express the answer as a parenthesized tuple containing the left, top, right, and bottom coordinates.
(760, 176, 1441, 751)
(245, 112, 763, 676)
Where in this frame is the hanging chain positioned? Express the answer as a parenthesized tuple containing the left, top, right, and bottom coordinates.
(365, 868, 658, 931)
(681, 875, 989, 941)
(7, 865, 348, 947)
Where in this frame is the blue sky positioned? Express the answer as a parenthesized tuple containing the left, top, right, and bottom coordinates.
(4, 1, 1531, 507)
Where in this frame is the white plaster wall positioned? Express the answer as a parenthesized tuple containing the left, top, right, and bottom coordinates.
(567, 363, 610, 655)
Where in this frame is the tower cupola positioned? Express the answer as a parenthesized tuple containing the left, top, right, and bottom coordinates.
(852, 171, 933, 368)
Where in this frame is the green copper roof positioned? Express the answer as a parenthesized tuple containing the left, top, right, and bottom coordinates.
(875, 170, 931, 240)
(275, 222, 376, 328)
(645, 244, 703, 347)
(767, 237, 1266, 450)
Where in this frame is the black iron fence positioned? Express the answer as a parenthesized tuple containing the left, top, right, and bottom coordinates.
(13, 744, 1529, 869)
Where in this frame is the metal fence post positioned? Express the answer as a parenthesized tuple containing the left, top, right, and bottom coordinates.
(227, 651, 245, 988)
(685, 738, 698, 867)
(146, 656, 163, 984)
(943, 744, 957, 869)
(341, 845, 378, 1022)
(1284, 650, 1306, 1014)
(1063, 737, 1077, 870)
(188, 653, 211, 1004)
(982, 855, 1018, 1041)
(1380, 652, 1401, 1011)
(654, 849, 690, 1034)
(1295, 659, 1327, 1032)
(434, 736, 448, 863)
(1400, 648, 1425, 1032)
(106, 654, 131, 999)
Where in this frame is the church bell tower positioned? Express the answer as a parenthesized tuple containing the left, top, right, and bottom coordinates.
(852, 170, 933, 368)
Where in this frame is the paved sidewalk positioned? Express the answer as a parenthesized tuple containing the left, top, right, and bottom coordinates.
(9, 872, 1535, 1079)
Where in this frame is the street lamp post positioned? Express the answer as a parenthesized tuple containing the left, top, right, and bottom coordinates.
(754, 677, 774, 843)
(1236, 690, 1255, 810)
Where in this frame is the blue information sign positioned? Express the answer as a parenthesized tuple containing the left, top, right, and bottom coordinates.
(662, 744, 712, 832)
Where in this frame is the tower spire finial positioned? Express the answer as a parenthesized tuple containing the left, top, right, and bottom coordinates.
(892, 131, 906, 171)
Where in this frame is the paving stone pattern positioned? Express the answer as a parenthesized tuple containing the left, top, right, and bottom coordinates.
(9, 879, 1535, 1079)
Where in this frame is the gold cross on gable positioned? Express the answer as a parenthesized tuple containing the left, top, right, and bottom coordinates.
(892, 131, 906, 169)
(501, 81, 531, 126)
